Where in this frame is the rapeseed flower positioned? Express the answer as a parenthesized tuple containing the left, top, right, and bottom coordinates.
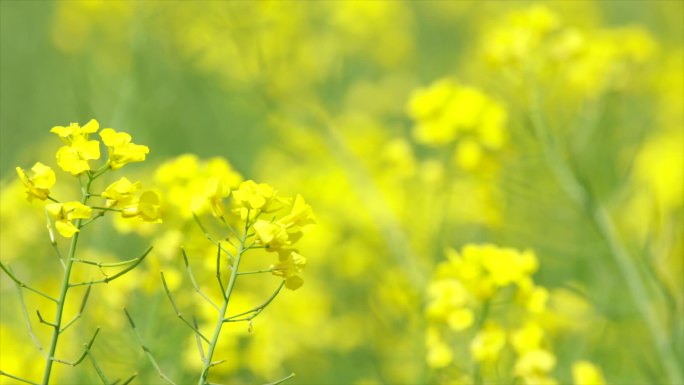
(470, 321, 506, 362)
(16, 162, 56, 201)
(232, 180, 282, 220)
(99, 128, 149, 169)
(46, 201, 92, 237)
(205, 176, 231, 218)
(271, 251, 307, 290)
(572, 361, 606, 385)
(102, 177, 141, 208)
(122, 190, 162, 222)
(52, 120, 101, 175)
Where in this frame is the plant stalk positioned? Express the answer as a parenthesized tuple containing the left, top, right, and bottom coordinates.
(41, 176, 92, 385)
(197, 220, 248, 385)
(529, 91, 683, 385)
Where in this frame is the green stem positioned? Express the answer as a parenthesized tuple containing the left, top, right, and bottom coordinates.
(197, 218, 249, 385)
(41, 176, 92, 385)
(529, 91, 683, 385)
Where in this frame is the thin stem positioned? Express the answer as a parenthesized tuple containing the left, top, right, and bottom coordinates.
(50, 241, 66, 270)
(215, 243, 226, 297)
(72, 256, 145, 268)
(529, 91, 684, 385)
(118, 373, 138, 385)
(181, 248, 220, 310)
(36, 310, 58, 328)
(264, 373, 295, 385)
(236, 268, 273, 276)
(193, 316, 206, 362)
(69, 247, 153, 287)
(160, 272, 211, 343)
(14, 281, 47, 357)
(0, 371, 39, 385)
(223, 281, 285, 322)
(0, 262, 58, 303)
(89, 206, 122, 213)
(192, 213, 236, 263)
(88, 351, 110, 385)
(79, 211, 105, 229)
(198, 211, 249, 385)
(42, 175, 92, 385)
(51, 328, 100, 366)
(123, 308, 176, 385)
(60, 284, 92, 333)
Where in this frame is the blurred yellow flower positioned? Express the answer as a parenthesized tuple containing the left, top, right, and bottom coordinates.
(470, 321, 506, 362)
(122, 190, 162, 222)
(514, 349, 557, 380)
(279, 194, 316, 231)
(16, 162, 56, 201)
(46, 201, 92, 237)
(271, 251, 307, 290)
(511, 322, 545, 354)
(99, 128, 149, 169)
(572, 361, 606, 385)
(205, 176, 231, 218)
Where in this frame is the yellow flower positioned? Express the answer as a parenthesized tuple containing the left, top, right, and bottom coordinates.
(102, 177, 141, 208)
(51, 119, 99, 144)
(46, 201, 92, 238)
(16, 162, 56, 201)
(55, 135, 101, 175)
(426, 332, 453, 369)
(511, 322, 545, 354)
(232, 180, 281, 214)
(470, 321, 506, 362)
(514, 349, 557, 383)
(99, 128, 149, 170)
(271, 251, 307, 290)
(279, 194, 316, 230)
(572, 361, 606, 385)
(253, 220, 291, 251)
(51, 119, 101, 175)
(122, 190, 162, 222)
(205, 177, 231, 218)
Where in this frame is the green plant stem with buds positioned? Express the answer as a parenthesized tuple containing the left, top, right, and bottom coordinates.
(198, 214, 250, 385)
(41, 173, 94, 385)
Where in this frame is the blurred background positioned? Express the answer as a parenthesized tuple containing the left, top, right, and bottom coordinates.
(1, 1, 682, 384)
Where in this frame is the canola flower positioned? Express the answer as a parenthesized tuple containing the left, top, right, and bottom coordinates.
(407, 79, 507, 171)
(426, 244, 604, 385)
(1, 2, 680, 385)
(15, 162, 56, 201)
(122, 177, 316, 385)
(3, 120, 158, 385)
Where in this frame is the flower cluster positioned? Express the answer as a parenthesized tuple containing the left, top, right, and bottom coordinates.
(232, 181, 316, 290)
(482, 5, 656, 98)
(426, 244, 604, 385)
(16, 119, 160, 237)
(407, 79, 507, 171)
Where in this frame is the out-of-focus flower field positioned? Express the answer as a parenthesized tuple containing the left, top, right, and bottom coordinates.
(1, 1, 682, 385)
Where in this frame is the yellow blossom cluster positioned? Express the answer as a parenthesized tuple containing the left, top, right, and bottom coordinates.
(233, 182, 316, 290)
(426, 244, 604, 385)
(15, 119, 160, 237)
(482, 5, 656, 98)
(407, 79, 507, 171)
